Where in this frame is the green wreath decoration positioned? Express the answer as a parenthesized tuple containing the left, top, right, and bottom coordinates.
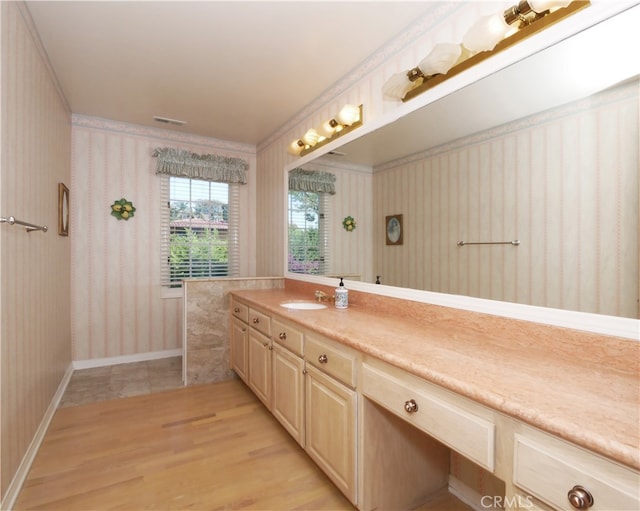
(111, 198, 136, 220)
(342, 216, 356, 232)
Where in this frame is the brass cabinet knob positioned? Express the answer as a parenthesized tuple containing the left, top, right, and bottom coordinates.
(567, 485, 594, 509)
(404, 399, 419, 414)
(252, 317, 259, 324)
(302, 368, 308, 375)
(268, 345, 273, 351)
(233, 307, 240, 313)
(318, 354, 328, 364)
(279, 332, 287, 340)
(263, 341, 269, 348)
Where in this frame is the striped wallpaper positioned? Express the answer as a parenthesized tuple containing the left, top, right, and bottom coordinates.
(255, 2, 481, 277)
(373, 80, 639, 319)
(302, 160, 374, 283)
(71, 116, 257, 361)
(0, 2, 71, 500)
(256, 3, 638, 319)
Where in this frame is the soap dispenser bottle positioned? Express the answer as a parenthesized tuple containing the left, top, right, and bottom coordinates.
(335, 277, 348, 309)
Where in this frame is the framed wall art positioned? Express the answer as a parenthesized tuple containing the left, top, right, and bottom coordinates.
(385, 214, 403, 245)
(58, 183, 69, 236)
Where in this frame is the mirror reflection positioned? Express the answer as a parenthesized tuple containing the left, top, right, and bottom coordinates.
(288, 13, 639, 319)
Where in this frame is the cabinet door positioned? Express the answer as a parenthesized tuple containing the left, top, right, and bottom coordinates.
(248, 329, 272, 408)
(272, 344, 305, 446)
(305, 364, 357, 505)
(230, 317, 248, 382)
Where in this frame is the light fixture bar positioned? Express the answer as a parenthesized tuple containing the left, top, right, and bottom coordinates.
(299, 104, 363, 157)
(153, 116, 187, 126)
(288, 104, 364, 157)
(403, 0, 589, 102)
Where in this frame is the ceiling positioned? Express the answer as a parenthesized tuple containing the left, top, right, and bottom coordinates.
(26, 1, 441, 146)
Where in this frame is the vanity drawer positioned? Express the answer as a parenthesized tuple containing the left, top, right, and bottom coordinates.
(231, 300, 249, 323)
(305, 334, 357, 388)
(362, 361, 494, 471)
(249, 307, 271, 337)
(272, 318, 304, 357)
(514, 432, 639, 511)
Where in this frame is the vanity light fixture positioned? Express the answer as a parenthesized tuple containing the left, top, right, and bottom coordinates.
(288, 104, 363, 157)
(383, 0, 588, 101)
(153, 115, 187, 126)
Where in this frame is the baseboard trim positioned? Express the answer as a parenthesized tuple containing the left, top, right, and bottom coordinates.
(449, 475, 501, 511)
(1, 362, 74, 511)
(72, 348, 183, 370)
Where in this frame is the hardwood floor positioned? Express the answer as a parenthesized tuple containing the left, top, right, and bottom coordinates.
(14, 379, 354, 511)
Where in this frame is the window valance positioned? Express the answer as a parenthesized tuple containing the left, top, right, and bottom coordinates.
(289, 168, 336, 195)
(153, 147, 248, 184)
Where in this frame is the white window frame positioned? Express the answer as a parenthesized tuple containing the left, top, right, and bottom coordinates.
(160, 176, 240, 290)
(287, 190, 330, 275)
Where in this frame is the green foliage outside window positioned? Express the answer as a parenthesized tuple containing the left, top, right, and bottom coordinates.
(169, 228, 228, 282)
(288, 191, 323, 274)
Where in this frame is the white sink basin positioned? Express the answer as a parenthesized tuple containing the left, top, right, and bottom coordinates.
(279, 301, 328, 310)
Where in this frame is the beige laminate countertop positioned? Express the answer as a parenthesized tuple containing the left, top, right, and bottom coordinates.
(231, 287, 640, 472)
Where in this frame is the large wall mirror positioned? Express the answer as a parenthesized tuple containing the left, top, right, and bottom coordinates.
(287, 6, 639, 326)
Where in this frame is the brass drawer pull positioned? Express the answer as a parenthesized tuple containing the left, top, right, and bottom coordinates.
(279, 332, 287, 340)
(567, 485, 594, 510)
(252, 317, 259, 324)
(318, 354, 328, 364)
(234, 307, 240, 313)
(404, 399, 418, 414)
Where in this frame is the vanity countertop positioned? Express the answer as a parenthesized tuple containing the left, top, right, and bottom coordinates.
(230, 287, 640, 471)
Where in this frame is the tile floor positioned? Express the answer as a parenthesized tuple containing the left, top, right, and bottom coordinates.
(59, 356, 184, 408)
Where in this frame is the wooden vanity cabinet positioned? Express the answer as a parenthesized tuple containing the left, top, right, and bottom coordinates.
(230, 300, 358, 505)
(230, 317, 248, 383)
(247, 307, 272, 409)
(230, 301, 250, 383)
(271, 318, 305, 446)
(513, 426, 640, 511)
(304, 334, 358, 506)
(360, 356, 497, 510)
(230, 295, 639, 511)
(247, 329, 271, 408)
(362, 359, 495, 472)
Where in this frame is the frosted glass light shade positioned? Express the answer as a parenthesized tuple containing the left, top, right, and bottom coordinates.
(336, 104, 360, 126)
(463, 12, 511, 53)
(528, 0, 572, 13)
(418, 43, 463, 76)
(382, 72, 423, 100)
(288, 139, 304, 155)
(318, 119, 338, 138)
(302, 128, 320, 146)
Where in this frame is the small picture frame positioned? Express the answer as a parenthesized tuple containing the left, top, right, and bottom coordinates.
(385, 214, 403, 245)
(58, 183, 69, 236)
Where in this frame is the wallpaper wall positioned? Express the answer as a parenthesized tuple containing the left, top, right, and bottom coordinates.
(255, 2, 474, 277)
(373, 80, 639, 319)
(299, 160, 374, 283)
(255, 2, 638, 321)
(71, 116, 257, 361)
(0, 2, 71, 500)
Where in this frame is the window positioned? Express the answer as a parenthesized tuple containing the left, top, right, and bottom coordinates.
(161, 176, 240, 287)
(288, 191, 329, 274)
